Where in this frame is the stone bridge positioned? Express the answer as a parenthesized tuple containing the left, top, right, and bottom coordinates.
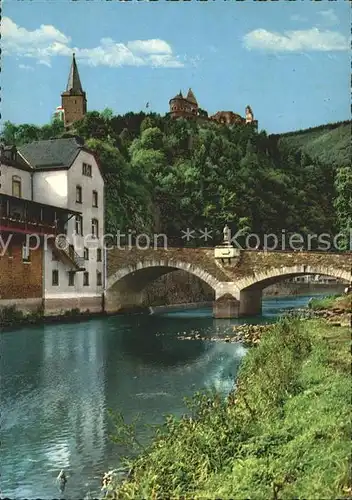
(105, 247, 351, 318)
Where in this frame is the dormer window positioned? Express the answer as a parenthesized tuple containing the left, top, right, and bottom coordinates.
(12, 175, 22, 198)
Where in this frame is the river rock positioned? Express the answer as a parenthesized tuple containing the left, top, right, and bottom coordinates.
(230, 323, 272, 346)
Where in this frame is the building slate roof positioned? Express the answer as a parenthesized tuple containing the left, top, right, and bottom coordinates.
(19, 138, 83, 170)
(0, 145, 33, 171)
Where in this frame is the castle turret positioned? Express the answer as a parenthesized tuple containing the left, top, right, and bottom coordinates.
(168, 88, 206, 121)
(169, 90, 184, 112)
(61, 53, 87, 128)
(186, 88, 198, 115)
(186, 88, 197, 105)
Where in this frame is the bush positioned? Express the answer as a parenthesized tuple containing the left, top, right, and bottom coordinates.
(308, 294, 341, 310)
(0, 305, 24, 326)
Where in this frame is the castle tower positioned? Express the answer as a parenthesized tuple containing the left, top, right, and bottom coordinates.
(61, 53, 87, 128)
(186, 88, 197, 105)
(169, 91, 184, 113)
(186, 88, 198, 115)
(168, 88, 203, 121)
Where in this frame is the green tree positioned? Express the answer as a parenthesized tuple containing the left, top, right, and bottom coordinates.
(86, 138, 153, 234)
(140, 116, 157, 134)
(334, 166, 352, 250)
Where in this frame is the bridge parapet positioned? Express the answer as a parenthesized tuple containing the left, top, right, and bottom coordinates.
(221, 250, 351, 280)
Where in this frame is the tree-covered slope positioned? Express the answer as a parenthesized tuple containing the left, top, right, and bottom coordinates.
(269, 121, 351, 169)
(1, 114, 350, 248)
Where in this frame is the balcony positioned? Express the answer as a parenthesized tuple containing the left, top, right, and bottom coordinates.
(0, 194, 80, 236)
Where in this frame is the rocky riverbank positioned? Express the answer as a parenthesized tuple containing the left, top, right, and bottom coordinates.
(175, 295, 351, 347)
(228, 305, 350, 346)
(176, 323, 272, 347)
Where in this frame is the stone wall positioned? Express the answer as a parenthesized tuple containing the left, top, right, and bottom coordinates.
(43, 296, 103, 316)
(142, 270, 214, 305)
(61, 93, 86, 127)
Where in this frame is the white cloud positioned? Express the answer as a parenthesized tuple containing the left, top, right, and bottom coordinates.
(147, 54, 184, 68)
(318, 9, 339, 27)
(37, 59, 52, 67)
(2, 16, 185, 68)
(127, 39, 172, 55)
(2, 16, 70, 46)
(243, 27, 349, 52)
(76, 40, 145, 68)
(18, 63, 34, 71)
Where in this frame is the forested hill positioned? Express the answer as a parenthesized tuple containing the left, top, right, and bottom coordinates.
(1, 113, 351, 248)
(269, 121, 351, 169)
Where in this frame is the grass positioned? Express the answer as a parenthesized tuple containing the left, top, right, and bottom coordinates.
(309, 293, 352, 312)
(107, 312, 351, 499)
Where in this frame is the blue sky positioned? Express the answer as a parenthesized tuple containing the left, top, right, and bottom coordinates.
(2, 0, 351, 133)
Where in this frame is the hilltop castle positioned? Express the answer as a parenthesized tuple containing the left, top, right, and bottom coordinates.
(169, 88, 258, 128)
(56, 55, 257, 129)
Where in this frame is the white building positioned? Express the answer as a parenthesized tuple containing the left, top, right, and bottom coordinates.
(0, 145, 33, 198)
(19, 137, 105, 314)
(288, 275, 342, 284)
(53, 105, 65, 122)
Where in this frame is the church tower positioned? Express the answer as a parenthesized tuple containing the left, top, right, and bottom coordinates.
(61, 53, 87, 128)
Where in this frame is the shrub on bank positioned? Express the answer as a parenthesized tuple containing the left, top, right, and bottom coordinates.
(308, 294, 342, 311)
(0, 305, 45, 328)
(308, 293, 352, 313)
(0, 305, 96, 329)
(0, 305, 24, 326)
(108, 318, 351, 499)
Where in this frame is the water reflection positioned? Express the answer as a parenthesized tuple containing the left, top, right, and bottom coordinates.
(116, 315, 211, 366)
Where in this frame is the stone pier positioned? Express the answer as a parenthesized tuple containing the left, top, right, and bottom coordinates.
(239, 288, 262, 316)
(213, 294, 240, 319)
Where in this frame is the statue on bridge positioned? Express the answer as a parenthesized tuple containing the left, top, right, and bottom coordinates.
(223, 224, 231, 246)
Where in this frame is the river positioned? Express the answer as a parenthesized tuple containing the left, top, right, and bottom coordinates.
(0, 293, 335, 499)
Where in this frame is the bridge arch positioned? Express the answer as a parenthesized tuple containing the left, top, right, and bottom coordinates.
(105, 259, 221, 313)
(107, 259, 222, 291)
(235, 264, 350, 292)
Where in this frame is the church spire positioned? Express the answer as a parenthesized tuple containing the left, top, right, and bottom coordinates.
(66, 53, 84, 94)
(61, 53, 87, 127)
